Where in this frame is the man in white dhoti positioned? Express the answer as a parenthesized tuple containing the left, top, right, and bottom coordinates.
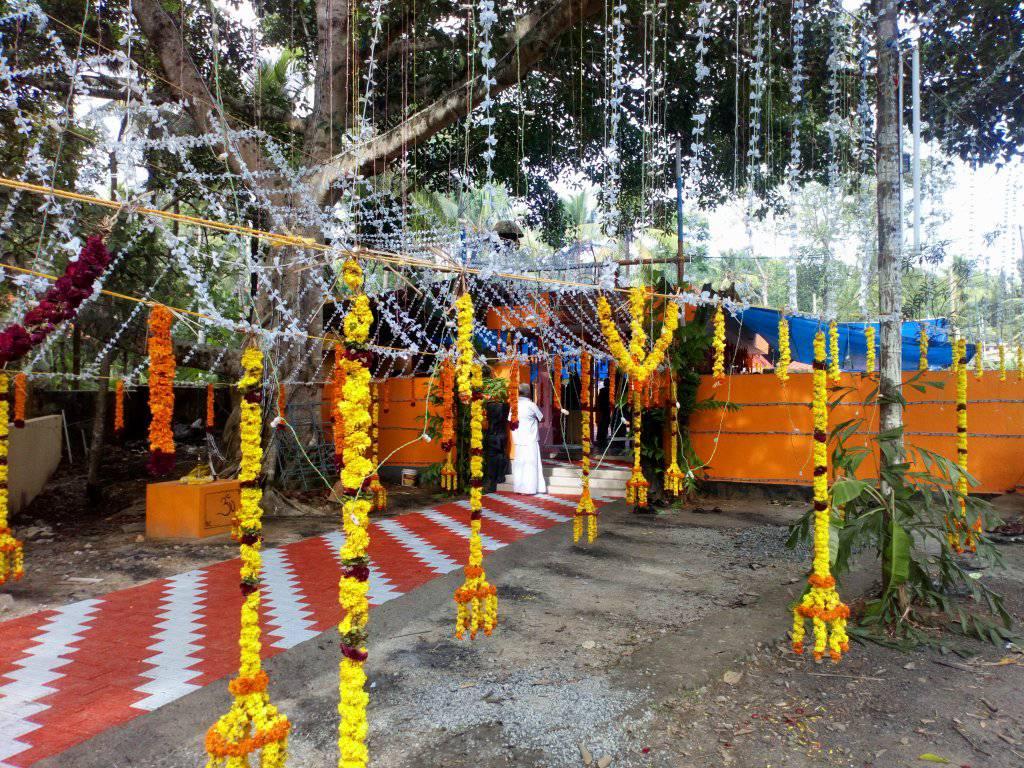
(510, 382, 546, 494)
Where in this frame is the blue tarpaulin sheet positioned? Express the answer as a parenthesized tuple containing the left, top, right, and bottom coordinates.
(737, 307, 975, 372)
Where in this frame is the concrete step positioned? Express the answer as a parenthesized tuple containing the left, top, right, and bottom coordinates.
(545, 464, 631, 481)
(496, 482, 626, 499)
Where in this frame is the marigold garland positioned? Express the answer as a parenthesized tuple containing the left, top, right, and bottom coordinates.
(949, 337, 976, 553)
(146, 305, 176, 476)
(206, 383, 215, 434)
(828, 320, 841, 383)
(453, 293, 498, 639)
(791, 331, 849, 663)
(276, 383, 288, 430)
(918, 323, 929, 372)
(508, 359, 520, 431)
(368, 383, 387, 513)
(574, 353, 596, 543)
(439, 358, 458, 491)
(551, 355, 563, 413)
(776, 315, 791, 383)
(336, 257, 375, 768)
(975, 340, 984, 380)
(1017, 344, 1023, 382)
(865, 325, 876, 374)
(0, 374, 23, 585)
(998, 343, 1006, 382)
(607, 361, 617, 408)
(455, 293, 475, 402)
(332, 345, 347, 471)
(204, 346, 290, 768)
(712, 305, 726, 379)
(625, 384, 649, 508)
(113, 379, 125, 440)
(12, 373, 26, 428)
(597, 289, 679, 382)
(665, 373, 685, 498)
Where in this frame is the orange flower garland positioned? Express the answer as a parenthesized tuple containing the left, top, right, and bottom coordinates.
(368, 383, 387, 513)
(552, 355, 563, 413)
(439, 358, 458, 491)
(608, 361, 616, 408)
(275, 383, 288, 430)
(625, 383, 649, 507)
(332, 344, 347, 472)
(574, 353, 596, 543)
(12, 373, 26, 428)
(204, 345, 290, 768)
(206, 383, 215, 434)
(665, 372, 685, 497)
(0, 374, 24, 584)
(113, 379, 125, 440)
(508, 359, 520, 430)
(146, 305, 176, 476)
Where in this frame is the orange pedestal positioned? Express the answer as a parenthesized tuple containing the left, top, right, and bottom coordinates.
(145, 479, 239, 539)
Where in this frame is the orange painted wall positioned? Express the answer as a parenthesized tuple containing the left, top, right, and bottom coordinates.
(690, 371, 1024, 493)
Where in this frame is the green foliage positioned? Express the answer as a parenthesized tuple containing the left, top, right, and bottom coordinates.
(786, 383, 1014, 647)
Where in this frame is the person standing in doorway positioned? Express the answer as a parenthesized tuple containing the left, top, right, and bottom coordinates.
(510, 382, 546, 494)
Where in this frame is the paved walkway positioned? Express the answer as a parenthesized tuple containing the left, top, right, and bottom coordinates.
(0, 491, 586, 767)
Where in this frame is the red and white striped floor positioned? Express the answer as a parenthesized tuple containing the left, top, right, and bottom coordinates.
(0, 491, 588, 767)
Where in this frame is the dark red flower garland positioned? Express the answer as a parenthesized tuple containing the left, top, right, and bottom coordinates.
(0, 235, 113, 364)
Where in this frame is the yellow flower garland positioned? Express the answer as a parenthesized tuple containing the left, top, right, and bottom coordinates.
(453, 292, 497, 639)
(828, 320, 841, 383)
(776, 314, 791, 383)
(918, 323, 929, 371)
(665, 373, 685, 498)
(439, 358, 458, 491)
(1017, 344, 1023, 381)
(204, 346, 290, 768)
(998, 343, 1006, 382)
(574, 353, 596, 543)
(368, 383, 387, 513)
(712, 305, 726, 380)
(0, 374, 24, 585)
(975, 340, 984, 380)
(596, 289, 677, 509)
(865, 325, 876, 374)
(791, 331, 849, 663)
(335, 257, 375, 768)
(951, 338, 976, 553)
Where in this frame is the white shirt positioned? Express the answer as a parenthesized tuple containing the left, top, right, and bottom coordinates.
(510, 396, 544, 446)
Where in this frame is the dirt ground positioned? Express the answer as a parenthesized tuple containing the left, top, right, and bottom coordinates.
(32, 490, 1024, 768)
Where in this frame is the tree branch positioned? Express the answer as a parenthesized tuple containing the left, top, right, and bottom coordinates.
(307, 0, 603, 202)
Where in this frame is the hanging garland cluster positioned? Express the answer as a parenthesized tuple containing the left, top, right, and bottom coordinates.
(439, 358, 458, 491)
(0, 374, 23, 585)
(146, 305, 176, 476)
(791, 331, 849, 663)
(368, 383, 387, 513)
(665, 373, 685, 497)
(918, 323, 929, 371)
(453, 293, 498, 639)
(574, 352, 596, 544)
(776, 315, 791, 383)
(828, 320, 841, 383)
(712, 305, 726, 379)
(113, 379, 125, 440)
(865, 325, 876, 373)
(597, 289, 678, 510)
(335, 257, 375, 768)
(206, 383, 215, 434)
(204, 345, 291, 768)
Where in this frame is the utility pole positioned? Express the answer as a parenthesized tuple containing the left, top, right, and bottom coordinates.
(875, 0, 904, 459)
(675, 137, 685, 288)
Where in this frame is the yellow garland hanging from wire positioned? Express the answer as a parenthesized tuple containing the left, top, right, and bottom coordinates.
(712, 305, 726, 379)
(204, 345, 291, 768)
(828, 320, 841, 383)
(975, 340, 984, 380)
(368, 383, 387, 513)
(776, 314, 791, 383)
(0, 374, 23, 585)
(951, 337, 977, 553)
(596, 289, 678, 509)
(665, 372, 685, 498)
(574, 352, 596, 543)
(918, 323, 929, 371)
(865, 325, 876, 374)
(439, 358, 458, 491)
(453, 293, 498, 639)
(335, 257, 375, 768)
(791, 331, 850, 663)
(1017, 344, 1023, 381)
(998, 343, 1006, 381)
